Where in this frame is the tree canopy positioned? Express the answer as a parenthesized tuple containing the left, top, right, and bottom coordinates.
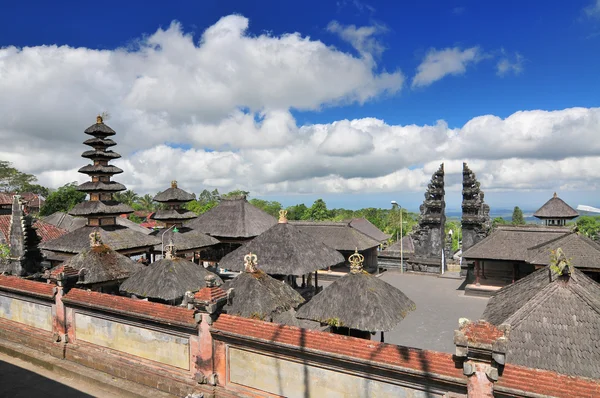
(0, 160, 47, 195)
(574, 215, 600, 240)
(39, 182, 86, 216)
(511, 206, 526, 225)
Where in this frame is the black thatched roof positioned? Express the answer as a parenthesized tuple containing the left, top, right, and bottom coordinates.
(54, 241, 143, 285)
(77, 181, 127, 192)
(289, 221, 380, 251)
(42, 212, 87, 232)
(120, 257, 223, 302)
(296, 251, 415, 332)
(81, 150, 121, 160)
(218, 220, 344, 275)
(151, 209, 197, 221)
(116, 217, 153, 235)
(84, 118, 116, 137)
(186, 196, 277, 239)
(349, 218, 391, 242)
(78, 164, 123, 175)
(462, 225, 569, 262)
(482, 265, 600, 379)
(83, 138, 116, 147)
(533, 193, 578, 219)
(70, 201, 133, 216)
(150, 227, 219, 252)
(526, 232, 600, 269)
(39, 225, 160, 254)
(153, 181, 195, 203)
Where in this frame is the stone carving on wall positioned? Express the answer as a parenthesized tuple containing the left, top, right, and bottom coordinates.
(461, 163, 490, 252)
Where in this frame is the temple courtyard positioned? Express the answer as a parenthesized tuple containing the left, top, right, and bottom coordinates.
(323, 271, 488, 353)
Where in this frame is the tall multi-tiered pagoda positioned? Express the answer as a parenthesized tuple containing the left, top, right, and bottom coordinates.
(149, 181, 219, 259)
(40, 116, 160, 264)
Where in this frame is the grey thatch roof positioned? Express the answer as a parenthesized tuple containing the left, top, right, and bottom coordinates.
(77, 181, 127, 192)
(272, 309, 328, 330)
(153, 183, 195, 203)
(186, 196, 277, 239)
(81, 150, 121, 160)
(151, 209, 197, 221)
(383, 235, 415, 255)
(217, 222, 345, 275)
(116, 217, 153, 235)
(39, 225, 160, 254)
(69, 201, 133, 216)
(78, 165, 123, 175)
(84, 121, 116, 136)
(526, 232, 600, 269)
(289, 221, 380, 251)
(221, 270, 305, 320)
(55, 243, 143, 285)
(150, 227, 219, 252)
(482, 266, 600, 379)
(296, 271, 415, 332)
(533, 193, 578, 219)
(42, 212, 87, 232)
(120, 257, 223, 301)
(83, 138, 116, 147)
(461, 225, 569, 262)
(349, 218, 391, 242)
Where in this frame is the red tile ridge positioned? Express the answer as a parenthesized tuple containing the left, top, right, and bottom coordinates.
(0, 275, 55, 299)
(195, 286, 227, 302)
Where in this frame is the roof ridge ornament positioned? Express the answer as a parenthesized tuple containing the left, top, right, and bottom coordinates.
(349, 247, 365, 274)
(89, 231, 102, 247)
(96, 115, 103, 124)
(244, 252, 258, 273)
(171, 180, 177, 189)
(165, 241, 176, 259)
(550, 247, 572, 276)
(278, 210, 288, 224)
(553, 192, 557, 198)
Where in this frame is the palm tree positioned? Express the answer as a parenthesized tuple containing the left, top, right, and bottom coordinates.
(137, 194, 155, 211)
(114, 190, 139, 206)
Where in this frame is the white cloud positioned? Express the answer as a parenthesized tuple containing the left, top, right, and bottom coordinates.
(327, 21, 387, 65)
(584, 0, 600, 17)
(412, 47, 482, 88)
(497, 51, 524, 76)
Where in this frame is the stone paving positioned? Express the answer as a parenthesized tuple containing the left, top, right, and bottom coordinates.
(373, 271, 489, 353)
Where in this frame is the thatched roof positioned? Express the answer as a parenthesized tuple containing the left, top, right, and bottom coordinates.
(272, 309, 328, 330)
(186, 196, 277, 239)
(78, 164, 123, 175)
(221, 253, 305, 320)
(526, 232, 600, 269)
(116, 216, 153, 235)
(153, 181, 195, 203)
(120, 256, 223, 302)
(349, 218, 391, 242)
(218, 218, 344, 275)
(70, 201, 133, 216)
(81, 150, 121, 160)
(52, 234, 143, 285)
(83, 137, 116, 147)
(296, 251, 415, 332)
(151, 209, 197, 221)
(383, 235, 415, 254)
(482, 264, 600, 379)
(84, 119, 116, 137)
(39, 225, 160, 254)
(42, 212, 87, 232)
(77, 181, 127, 192)
(150, 227, 219, 252)
(533, 193, 578, 219)
(289, 221, 380, 251)
(462, 225, 569, 262)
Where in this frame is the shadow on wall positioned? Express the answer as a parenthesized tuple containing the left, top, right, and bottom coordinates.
(0, 358, 94, 398)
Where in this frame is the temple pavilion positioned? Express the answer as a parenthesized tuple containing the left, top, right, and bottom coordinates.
(148, 181, 219, 260)
(533, 192, 579, 226)
(40, 116, 160, 264)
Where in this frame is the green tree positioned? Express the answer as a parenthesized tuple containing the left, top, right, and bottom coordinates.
(285, 204, 308, 220)
(492, 217, 508, 228)
(511, 206, 526, 225)
(221, 189, 249, 199)
(249, 199, 282, 218)
(303, 199, 332, 221)
(39, 182, 86, 216)
(445, 220, 462, 253)
(137, 194, 156, 211)
(0, 160, 45, 193)
(575, 215, 600, 240)
(114, 190, 139, 206)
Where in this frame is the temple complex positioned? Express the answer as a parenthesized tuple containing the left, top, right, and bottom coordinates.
(39, 117, 159, 264)
(149, 181, 219, 259)
(407, 163, 446, 273)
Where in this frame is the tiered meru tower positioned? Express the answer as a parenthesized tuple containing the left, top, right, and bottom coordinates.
(150, 181, 197, 228)
(70, 115, 133, 225)
(409, 163, 446, 273)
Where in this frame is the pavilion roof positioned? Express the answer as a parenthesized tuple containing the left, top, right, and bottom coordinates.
(150, 227, 219, 252)
(348, 218, 391, 242)
(153, 181, 195, 203)
(186, 195, 277, 239)
(533, 193, 578, 219)
(526, 232, 600, 269)
(289, 221, 380, 251)
(42, 212, 87, 232)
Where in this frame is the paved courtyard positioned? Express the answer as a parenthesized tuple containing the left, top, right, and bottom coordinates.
(372, 271, 488, 353)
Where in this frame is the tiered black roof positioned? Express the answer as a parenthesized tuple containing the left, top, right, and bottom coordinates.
(150, 181, 196, 223)
(70, 115, 133, 218)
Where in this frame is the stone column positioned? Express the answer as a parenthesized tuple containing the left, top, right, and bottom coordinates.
(454, 319, 509, 398)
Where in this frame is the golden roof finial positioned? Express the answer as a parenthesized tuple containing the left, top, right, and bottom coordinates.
(171, 180, 177, 189)
(553, 192, 557, 198)
(165, 241, 176, 259)
(278, 209, 288, 224)
(96, 115, 103, 124)
(349, 247, 365, 274)
(244, 252, 258, 273)
(89, 231, 102, 247)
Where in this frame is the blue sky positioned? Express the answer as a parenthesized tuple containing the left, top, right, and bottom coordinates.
(1, 0, 599, 212)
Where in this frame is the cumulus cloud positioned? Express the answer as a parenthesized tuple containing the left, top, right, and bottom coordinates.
(412, 46, 482, 88)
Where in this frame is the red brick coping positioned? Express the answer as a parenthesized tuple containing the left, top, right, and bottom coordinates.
(0, 275, 55, 299)
(63, 288, 198, 328)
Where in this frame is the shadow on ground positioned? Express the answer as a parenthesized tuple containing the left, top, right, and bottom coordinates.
(0, 359, 93, 398)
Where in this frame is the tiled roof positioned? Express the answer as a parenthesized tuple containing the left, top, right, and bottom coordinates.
(195, 286, 227, 302)
(533, 193, 578, 219)
(0, 275, 55, 299)
(63, 288, 198, 328)
(0, 215, 68, 244)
